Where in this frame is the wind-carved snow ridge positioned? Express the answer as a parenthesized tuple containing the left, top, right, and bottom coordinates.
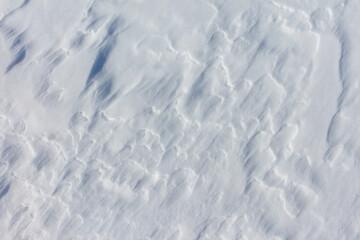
(326, 1, 360, 165)
(0, 0, 360, 239)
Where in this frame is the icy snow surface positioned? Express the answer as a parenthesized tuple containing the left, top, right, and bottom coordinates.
(0, 0, 360, 239)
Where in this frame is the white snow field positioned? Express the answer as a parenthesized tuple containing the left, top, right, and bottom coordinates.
(0, 0, 360, 239)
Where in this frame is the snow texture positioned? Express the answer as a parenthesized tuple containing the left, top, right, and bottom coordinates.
(0, 0, 360, 239)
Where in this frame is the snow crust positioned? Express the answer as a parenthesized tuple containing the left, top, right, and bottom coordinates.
(0, 0, 360, 239)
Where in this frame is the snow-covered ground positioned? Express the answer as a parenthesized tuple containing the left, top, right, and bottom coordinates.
(0, 0, 360, 239)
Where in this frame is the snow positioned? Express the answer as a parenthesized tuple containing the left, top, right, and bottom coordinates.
(1, 0, 360, 239)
